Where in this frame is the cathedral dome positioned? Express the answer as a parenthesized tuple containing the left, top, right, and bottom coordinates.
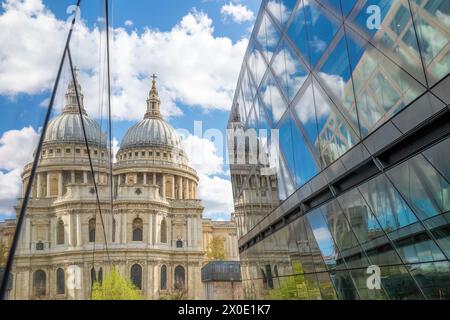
(44, 69, 106, 147)
(121, 117, 181, 149)
(44, 113, 106, 146)
(120, 75, 182, 150)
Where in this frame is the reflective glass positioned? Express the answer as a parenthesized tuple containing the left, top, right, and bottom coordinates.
(410, 0, 450, 85)
(423, 212, 450, 260)
(289, 113, 319, 187)
(303, 0, 341, 67)
(312, 79, 358, 166)
(330, 270, 359, 299)
(358, 174, 419, 231)
(423, 137, 450, 181)
(266, 0, 297, 27)
(307, 208, 341, 270)
(287, 1, 311, 66)
(247, 43, 267, 89)
(387, 154, 450, 220)
(291, 82, 324, 166)
(318, 36, 359, 128)
(345, 27, 426, 135)
(322, 200, 370, 268)
(256, 12, 281, 63)
(380, 265, 425, 299)
(351, 0, 427, 86)
(406, 261, 450, 300)
(316, 0, 358, 17)
(271, 39, 308, 102)
(260, 72, 288, 126)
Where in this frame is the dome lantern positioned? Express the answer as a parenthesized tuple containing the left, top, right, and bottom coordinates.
(144, 74, 162, 119)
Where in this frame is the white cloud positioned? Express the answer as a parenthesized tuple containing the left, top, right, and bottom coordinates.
(221, 2, 255, 24)
(198, 173, 234, 219)
(0, 1, 248, 120)
(182, 134, 224, 176)
(0, 126, 40, 215)
(124, 19, 133, 27)
(0, 126, 40, 171)
(181, 134, 233, 219)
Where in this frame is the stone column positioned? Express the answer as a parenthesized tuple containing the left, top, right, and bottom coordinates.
(148, 213, 153, 245)
(178, 177, 183, 199)
(152, 173, 156, 185)
(24, 217, 31, 251)
(83, 171, 88, 184)
(58, 172, 63, 197)
(36, 173, 42, 198)
(76, 214, 81, 246)
(162, 175, 166, 199)
(171, 175, 175, 199)
(122, 213, 127, 243)
(187, 218, 191, 248)
(46, 173, 51, 198)
(71, 171, 75, 183)
(143, 173, 147, 185)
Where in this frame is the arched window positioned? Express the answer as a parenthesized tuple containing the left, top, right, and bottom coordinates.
(160, 218, 167, 243)
(112, 218, 116, 243)
(160, 265, 167, 290)
(91, 267, 96, 287)
(57, 219, 65, 245)
(132, 218, 143, 241)
(130, 264, 142, 290)
(174, 265, 185, 290)
(88, 218, 96, 243)
(33, 270, 46, 298)
(56, 268, 65, 295)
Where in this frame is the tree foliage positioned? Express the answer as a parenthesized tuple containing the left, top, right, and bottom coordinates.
(91, 267, 142, 300)
(206, 236, 226, 260)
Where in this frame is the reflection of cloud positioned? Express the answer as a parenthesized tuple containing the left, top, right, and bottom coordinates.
(310, 36, 326, 53)
(266, 0, 292, 25)
(261, 83, 286, 123)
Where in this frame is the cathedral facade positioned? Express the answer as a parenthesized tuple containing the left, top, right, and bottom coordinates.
(7, 73, 238, 300)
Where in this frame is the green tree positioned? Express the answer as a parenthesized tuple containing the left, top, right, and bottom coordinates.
(206, 236, 226, 260)
(91, 267, 142, 300)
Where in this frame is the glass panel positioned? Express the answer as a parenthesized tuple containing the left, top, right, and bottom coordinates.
(351, 0, 427, 86)
(260, 72, 288, 126)
(275, 152, 296, 200)
(349, 268, 389, 299)
(256, 12, 281, 63)
(387, 154, 450, 220)
(423, 212, 450, 260)
(319, 36, 359, 128)
(410, 0, 450, 86)
(330, 270, 359, 299)
(271, 39, 308, 102)
(337, 188, 404, 266)
(423, 138, 450, 181)
(312, 79, 358, 166)
(287, 1, 311, 66)
(322, 199, 370, 268)
(247, 43, 267, 89)
(303, 0, 341, 67)
(292, 83, 321, 165)
(266, 0, 297, 27)
(406, 261, 450, 300)
(380, 265, 425, 299)
(358, 174, 419, 231)
(345, 27, 426, 136)
(306, 208, 341, 270)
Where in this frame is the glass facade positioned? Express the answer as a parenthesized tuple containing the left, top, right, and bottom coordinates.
(228, 0, 450, 300)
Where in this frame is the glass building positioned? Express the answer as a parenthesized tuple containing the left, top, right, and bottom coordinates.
(228, 0, 450, 299)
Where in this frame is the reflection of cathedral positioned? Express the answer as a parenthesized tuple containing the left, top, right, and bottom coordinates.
(7, 73, 239, 300)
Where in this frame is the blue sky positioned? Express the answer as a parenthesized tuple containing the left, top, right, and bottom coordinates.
(0, 0, 261, 221)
